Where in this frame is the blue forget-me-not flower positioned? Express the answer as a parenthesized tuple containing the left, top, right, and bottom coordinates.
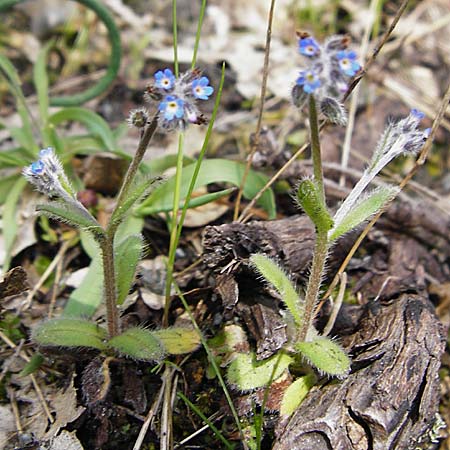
(292, 32, 362, 125)
(336, 50, 360, 77)
(298, 37, 320, 57)
(145, 68, 214, 131)
(154, 68, 176, 90)
(296, 70, 322, 94)
(23, 147, 75, 201)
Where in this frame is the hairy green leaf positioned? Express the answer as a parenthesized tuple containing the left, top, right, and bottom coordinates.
(226, 352, 294, 391)
(110, 176, 161, 225)
(295, 337, 350, 378)
(296, 179, 333, 233)
(280, 373, 316, 416)
(136, 159, 276, 219)
(32, 318, 107, 350)
(36, 202, 103, 234)
(250, 254, 303, 327)
(329, 186, 399, 241)
(115, 234, 143, 305)
(108, 327, 166, 361)
(152, 328, 201, 355)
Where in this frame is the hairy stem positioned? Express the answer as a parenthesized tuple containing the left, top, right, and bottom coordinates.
(113, 115, 159, 217)
(297, 95, 329, 342)
(102, 116, 158, 337)
(309, 95, 325, 204)
(100, 234, 120, 337)
(297, 231, 328, 342)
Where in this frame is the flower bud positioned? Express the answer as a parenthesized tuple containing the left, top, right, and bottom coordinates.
(291, 84, 308, 108)
(127, 108, 149, 128)
(320, 97, 347, 126)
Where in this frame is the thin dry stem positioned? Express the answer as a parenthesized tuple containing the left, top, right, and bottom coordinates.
(233, 0, 276, 220)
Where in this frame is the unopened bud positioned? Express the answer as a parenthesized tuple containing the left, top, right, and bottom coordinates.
(127, 108, 149, 128)
(291, 84, 308, 108)
(320, 97, 347, 126)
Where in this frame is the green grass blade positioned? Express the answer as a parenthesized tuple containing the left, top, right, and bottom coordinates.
(191, 0, 207, 69)
(172, 0, 178, 76)
(175, 63, 226, 244)
(33, 41, 51, 125)
(178, 392, 235, 449)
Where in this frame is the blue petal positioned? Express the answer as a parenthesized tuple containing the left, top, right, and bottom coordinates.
(31, 160, 45, 174)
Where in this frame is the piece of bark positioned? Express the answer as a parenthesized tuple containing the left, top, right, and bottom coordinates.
(273, 294, 446, 450)
(203, 215, 355, 282)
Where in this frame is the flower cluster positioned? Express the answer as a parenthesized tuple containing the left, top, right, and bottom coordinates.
(23, 148, 74, 200)
(370, 109, 431, 169)
(145, 68, 214, 131)
(292, 33, 362, 124)
(332, 109, 430, 229)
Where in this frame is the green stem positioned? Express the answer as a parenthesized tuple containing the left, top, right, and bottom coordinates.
(297, 95, 329, 342)
(309, 95, 325, 204)
(102, 116, 158, 337)
(100, 234, 120, 337)
(191, 0, 207, 69)
(172, 0, 179, 77)
(297, 231, 328, 342)
(111, 115, 159, 226)
(163, 133, 185, 326)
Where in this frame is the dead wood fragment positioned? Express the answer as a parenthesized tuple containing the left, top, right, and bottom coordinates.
(202, 215, 354, 282)
(273, 294, 446, 450)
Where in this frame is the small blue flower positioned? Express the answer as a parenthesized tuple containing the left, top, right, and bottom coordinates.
(39, 147, 53, 158)
(159, 95, 185, 121)
(192, 77, 214, 100)
(296, 70, 321, 94)
(30, 160, 45, 174)
(423, 128, 431, 139)
(299, 37, 320, 57)
(336, 50, 360, 77)
(154, 68, 175, 90)
(411, 109, 425, 120)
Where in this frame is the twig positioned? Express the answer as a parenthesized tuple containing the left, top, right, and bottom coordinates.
(8, 387, 23, 434)
(233, 0, 276, 220)
(48, 240, 69, 319)
(323, 272, 347, 337)
(21, 240, 70, 311)
(132, 374, 166, 450)
(339, 0, 379, 186)
(160, 365, 177, 450)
